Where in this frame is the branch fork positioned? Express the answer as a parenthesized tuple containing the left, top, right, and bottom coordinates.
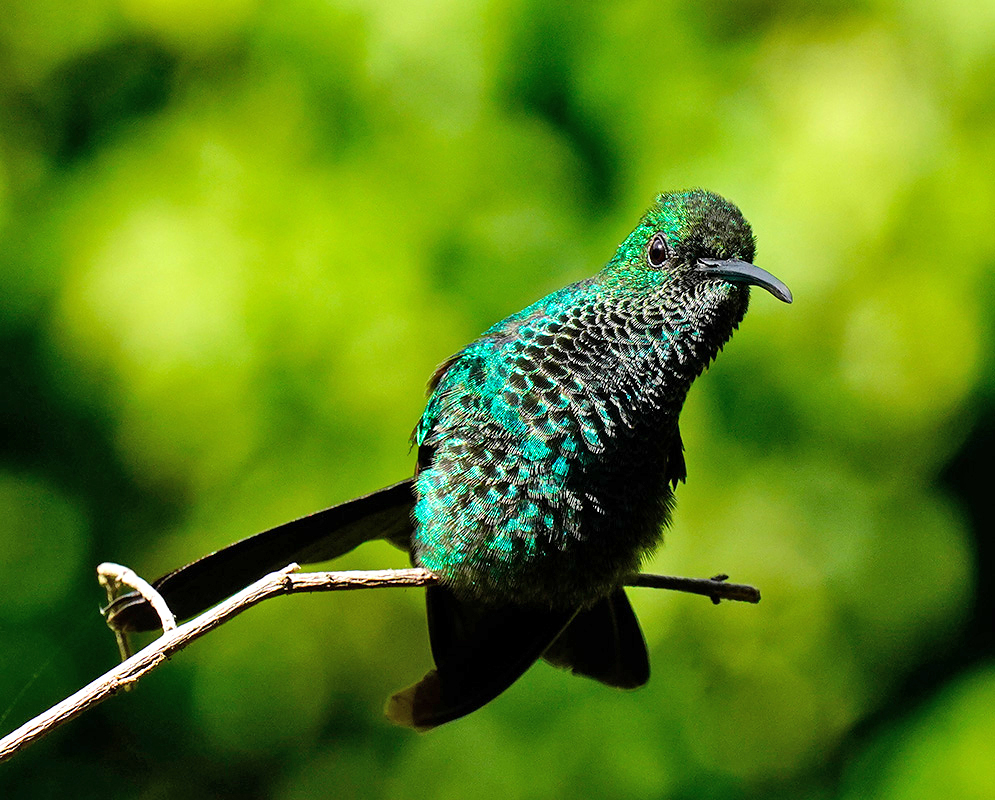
(0, 564, 759, 763)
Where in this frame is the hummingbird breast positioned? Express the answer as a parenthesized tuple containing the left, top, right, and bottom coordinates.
(411, 285, 704, 609)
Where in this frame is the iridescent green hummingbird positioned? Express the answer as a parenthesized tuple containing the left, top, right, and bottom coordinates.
(106, 189, 791, 730)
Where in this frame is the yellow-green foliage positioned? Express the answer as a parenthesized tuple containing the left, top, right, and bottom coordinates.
(1, 1, 993, 797)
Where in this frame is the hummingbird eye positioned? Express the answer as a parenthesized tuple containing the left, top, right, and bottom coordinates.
(647, 233, 670, 267)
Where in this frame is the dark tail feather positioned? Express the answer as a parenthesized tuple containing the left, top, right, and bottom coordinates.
(541, 588, 650, 689)
(105, 480, 415, 632)
(385, 586, 577, 731)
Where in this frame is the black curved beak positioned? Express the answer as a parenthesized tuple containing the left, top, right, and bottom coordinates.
(697, 258, 793, 304)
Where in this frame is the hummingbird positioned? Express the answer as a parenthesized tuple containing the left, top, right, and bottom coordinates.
(106, 189, 792, 731)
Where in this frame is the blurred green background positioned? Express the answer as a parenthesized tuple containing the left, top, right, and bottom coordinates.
(2, 0, 994, 797)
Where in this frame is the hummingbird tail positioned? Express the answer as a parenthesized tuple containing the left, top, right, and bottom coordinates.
(541, 588, 650, 689)
(104, 479, 415, 632)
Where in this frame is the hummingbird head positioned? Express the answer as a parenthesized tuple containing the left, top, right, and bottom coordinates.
(600, 190, 791, 379)
(605, 189, 792, 307)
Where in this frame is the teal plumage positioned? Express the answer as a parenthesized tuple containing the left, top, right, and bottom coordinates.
(413, 190, 762, 609)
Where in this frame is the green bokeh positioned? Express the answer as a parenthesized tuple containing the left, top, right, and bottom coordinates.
(2, 0, 993, 797)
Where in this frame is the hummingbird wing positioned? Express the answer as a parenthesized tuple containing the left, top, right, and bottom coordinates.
(540, 588, 650, 689)
(105, 480, 415, 632)
(666, 426, 687, 487)
(385, 586, 576, 731)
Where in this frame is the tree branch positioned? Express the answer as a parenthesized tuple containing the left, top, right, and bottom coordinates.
(0, 564, 759, 763)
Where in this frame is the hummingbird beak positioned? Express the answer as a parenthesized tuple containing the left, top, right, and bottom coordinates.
(696, 258, 793, 304)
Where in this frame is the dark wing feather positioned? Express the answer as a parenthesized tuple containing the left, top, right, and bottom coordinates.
(666, 425, 687, 488)
(385, 586, 576, 731)
(541, 588, 649, 689)
(106, 480, 415, 632)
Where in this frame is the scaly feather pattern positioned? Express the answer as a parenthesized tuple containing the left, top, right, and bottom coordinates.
(412, 190, 759, 609)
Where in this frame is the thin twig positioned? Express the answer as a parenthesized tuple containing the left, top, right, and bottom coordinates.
(627, 572, 761, 604)
(0, 565, 758, 764)
(97, 563, 178, 632)
(0, 563, 296, 764)
(97, 562, 179, 663)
